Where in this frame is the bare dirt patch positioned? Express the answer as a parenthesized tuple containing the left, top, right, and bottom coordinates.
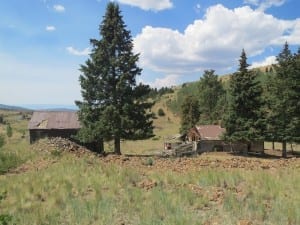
(8, 158, 58, 174)
(16, 138, 299, 175)
(100, 153, 299, 173)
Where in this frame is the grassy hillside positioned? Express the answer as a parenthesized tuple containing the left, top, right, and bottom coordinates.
(0, 104, 31, 111)
(120, 93, 181, 154)
(166, 67, 273, 117)
(0, 105, 300, 225)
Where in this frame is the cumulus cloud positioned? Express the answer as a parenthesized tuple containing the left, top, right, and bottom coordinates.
(45, 25, 56, 31)
(244, 0, 286, 11)
(134, 4, 300, 75)
(53, 4, 65, 12)
(140, 74, 180, 88)
(271, 19, 300, 45)
(66, 46, 91, 56)
(116, 0, 173, 11)
(250, 56, 277, 68)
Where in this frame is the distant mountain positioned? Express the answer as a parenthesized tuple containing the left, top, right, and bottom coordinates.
(0, 104, 78, 112)
(20, 104, 78, 111)
(0, 104, 31, 111)
(42, 108, 77, 112)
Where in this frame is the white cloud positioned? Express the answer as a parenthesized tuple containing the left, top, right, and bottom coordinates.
(244, 0, 286, 11)
(250, 56, 277, 68)
(45, 25, 56, 31)
(66, 46, 91, 56)
(140, 74, 180, 88)
(134, 4, 300, 75)
(271, 19, 300, 45)
(116, 0, 173, 11)
(53, 4, 65, 12)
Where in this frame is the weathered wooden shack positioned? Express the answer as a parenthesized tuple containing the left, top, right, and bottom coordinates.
(28, 111, 81, 144)
(187, 125, 264, 153)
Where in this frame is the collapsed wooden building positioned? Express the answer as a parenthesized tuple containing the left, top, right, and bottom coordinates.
(28, 111, 81, 144)
(187, 125, 264, 154)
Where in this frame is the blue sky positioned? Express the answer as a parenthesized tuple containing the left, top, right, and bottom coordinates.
(0, 0, 299, 106)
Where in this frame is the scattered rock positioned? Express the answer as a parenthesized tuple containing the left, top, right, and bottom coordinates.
(238, 219, 252, 225)
(137, 179, 157, 190)
(29, 138, 300, 173)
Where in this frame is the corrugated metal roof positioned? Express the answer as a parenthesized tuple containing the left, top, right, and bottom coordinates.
(28, 111, 81, 130)
(196, 125, 225, 140)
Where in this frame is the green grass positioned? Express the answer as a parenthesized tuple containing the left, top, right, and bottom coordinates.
(0, 108, 299, 225)
(120, 93, 181, 154)
(0, 151, 22, 174)
(1, 156, 299, 224)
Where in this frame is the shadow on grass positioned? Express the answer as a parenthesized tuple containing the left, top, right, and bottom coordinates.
(228, 149, 300, 159)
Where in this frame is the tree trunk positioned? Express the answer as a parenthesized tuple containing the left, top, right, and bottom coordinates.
(244, 142, 250, 156)
(97, 139, 104, 154)
(290, 143, 294, 154)
(282, 141, 287, 158)
(272, 141, 275, 150)
(114, 136, 121, 155)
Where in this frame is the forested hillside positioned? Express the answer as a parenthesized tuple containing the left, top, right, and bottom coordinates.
(165, 43, 299, 157)
(166, 66, 272, 117)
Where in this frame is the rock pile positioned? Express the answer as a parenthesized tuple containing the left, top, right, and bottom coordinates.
(32, 137, 96, 157)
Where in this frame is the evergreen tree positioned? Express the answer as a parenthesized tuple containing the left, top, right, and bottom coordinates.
(267, 42, 300, 157)
(198, 70, 225, 124)
(180, 95, 200, 134)
(0, 135, 4, 148)
(76, 2, 154, 154)
(6, 124, 12, 138)
(224, 49, 265, 151)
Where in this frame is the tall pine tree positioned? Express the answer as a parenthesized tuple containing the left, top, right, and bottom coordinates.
(267, 42, 300, 157)
(180, 95, 200, 135)
(198, 70, 225, 124)
(224, 49, 265, 152)
(76, 2, 154, 154)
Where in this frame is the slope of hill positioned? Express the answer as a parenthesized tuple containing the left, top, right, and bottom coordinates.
(165, 65, 273, 116)
(0, 108, 299, 225)
(0, 104, 31, 111)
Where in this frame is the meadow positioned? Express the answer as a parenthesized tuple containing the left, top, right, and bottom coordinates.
(0, 108, 299, 225)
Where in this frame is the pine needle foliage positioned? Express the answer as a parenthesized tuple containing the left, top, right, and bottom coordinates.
(75, 2, 154, 154)
(224, 49, 265, 144)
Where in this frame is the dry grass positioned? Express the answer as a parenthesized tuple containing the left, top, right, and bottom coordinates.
(0, 108, 299, 225)
(120, 94, 180, 154)
(1, 151, 299, 225)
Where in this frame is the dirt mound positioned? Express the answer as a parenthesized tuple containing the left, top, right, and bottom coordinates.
(8, 158, 57, 175)
(31, 138, 300, 173)
(100, 154, 300, 172)
(32, 137, 97, 157)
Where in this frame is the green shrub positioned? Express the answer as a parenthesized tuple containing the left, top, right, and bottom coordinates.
(6, 124, 12, 138)
(0, 214, 12, 225)
(0, 152, 22, 174)
(0, 191, 12, 225)
(158, 108, 165, 116)
(0, 135, 4, 148)
(143, 157, 154, 166)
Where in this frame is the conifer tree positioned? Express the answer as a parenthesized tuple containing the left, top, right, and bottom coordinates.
(180, 95, 200, 134)
(224, 49, 265, 152)
(198, 70, 225, 124)
(76, 2, 154, 154)
(6, 124, 12, 138)
(267, 42, 300, 157)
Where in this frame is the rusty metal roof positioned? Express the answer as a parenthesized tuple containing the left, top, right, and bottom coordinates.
(28, 111, 81, 130)
(196, 125, 225, 140)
